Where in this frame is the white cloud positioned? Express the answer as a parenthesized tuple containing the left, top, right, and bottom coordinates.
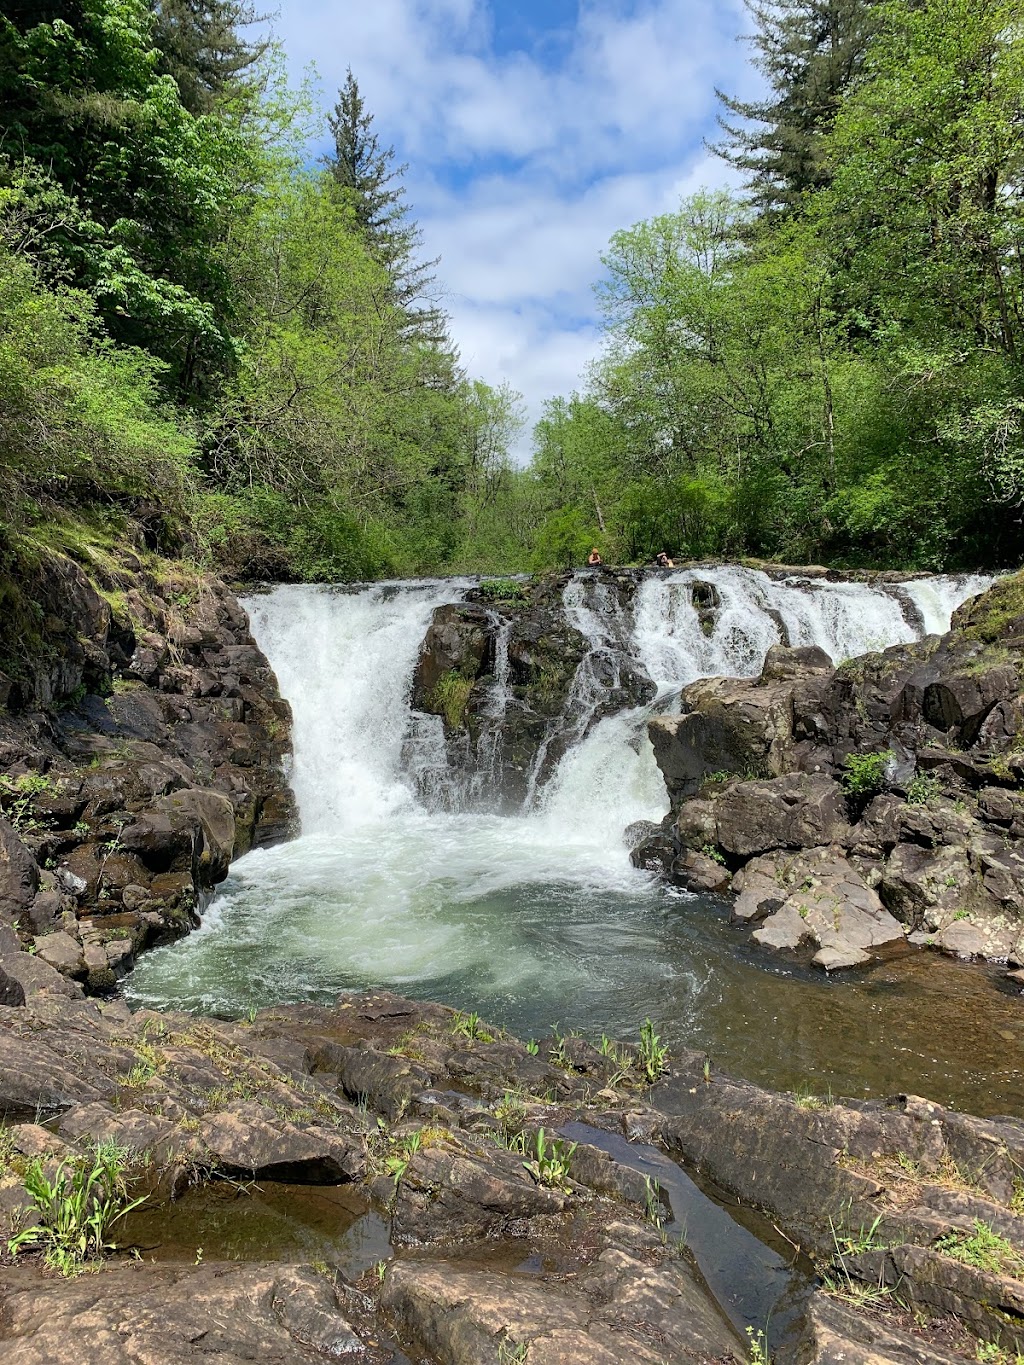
(270, 0, 762, 460)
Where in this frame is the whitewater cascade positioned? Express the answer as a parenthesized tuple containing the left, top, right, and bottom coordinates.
(244, 566, 991, 839)
(126, 566, 991, 1035)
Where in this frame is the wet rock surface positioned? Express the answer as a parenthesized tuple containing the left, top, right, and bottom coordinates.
(0, 545, 295, 988)
(0, 989, 1016, 1364)
(409, 572, 656, 809)
(641, 573, 1024, 971)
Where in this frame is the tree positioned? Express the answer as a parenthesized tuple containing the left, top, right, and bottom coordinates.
(713, 0, 875, 216)
(326, 69, 441, 337)
(0, 0, 253, 387)
(149, 0, 269, 114)
(826, 0, 1024, 517)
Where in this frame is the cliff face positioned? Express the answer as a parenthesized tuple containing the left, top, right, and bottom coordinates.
(0, 538, 295, 996)
(639, 573, 1024, 969)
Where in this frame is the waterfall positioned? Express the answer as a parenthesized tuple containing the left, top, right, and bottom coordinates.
(243, 579, 466, 834)
(127, 563, 993, 1033)
(245, 568, 992, 837)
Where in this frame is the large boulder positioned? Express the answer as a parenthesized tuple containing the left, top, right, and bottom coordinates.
(0, 817, 38, 922)
(741, 848, 906, 968)
(691, 773, 850, 859)
(0, 1262, 375, 1363)
(119, 788, 234, 889)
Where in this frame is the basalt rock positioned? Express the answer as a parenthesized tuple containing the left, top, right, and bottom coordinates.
(0, 985, 1015, 1365)
(409, 572, 655, 810)
(649, 573, 1024, 967)
(0, 544, 296, 974)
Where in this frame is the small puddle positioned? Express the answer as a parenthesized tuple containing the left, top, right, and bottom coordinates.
(561, 1122, 814, 1354)
(120, 1178, 392, 1277)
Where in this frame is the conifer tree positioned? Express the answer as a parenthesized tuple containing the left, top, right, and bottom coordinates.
(326, 69, 441, 338)
(150, 0, 268, 113)
(712, 0, 875, 216)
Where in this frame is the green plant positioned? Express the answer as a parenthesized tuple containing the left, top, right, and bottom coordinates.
(497, 1340, 529, 1365)
(642, 1175, 665, 1227)
(123, 1061, 156, 1088)
(495, 1090, 528, 1142)
(700, 843, 726, 865)
(830, 1212, 886, 1258)
(976, 1342, 1024, 1364)
(7, 1142, 147, 1276)
(841, 751, 893, 798)
(477, 578, 529, 602)
(793, 1086, 828, 1111)
(547, 1025, 573, 1070)
(906, 772, 941, 805)
(746, 1326, 770, 1364)
(936, 1220, 1024, 1277)
(522, 1128, 576, 1191)
(637, 1018, 668, 1084)
(0, 773, 53, 832)
(428, 670, 474, 730)
(451, 1010, 492, 1042)
(524, 1039, 539, 1056)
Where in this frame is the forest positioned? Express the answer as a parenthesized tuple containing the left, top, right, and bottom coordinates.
(1, 0, 1023, 578)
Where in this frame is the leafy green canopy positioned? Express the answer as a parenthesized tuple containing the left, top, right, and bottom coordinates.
(518, 0, 1024, 571)
(0, 0, 527, 581)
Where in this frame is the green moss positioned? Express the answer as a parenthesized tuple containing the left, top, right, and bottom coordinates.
(957, 571, 1024, 645)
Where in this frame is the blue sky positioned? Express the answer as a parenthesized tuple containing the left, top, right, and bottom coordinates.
(271, 0, 759, 456)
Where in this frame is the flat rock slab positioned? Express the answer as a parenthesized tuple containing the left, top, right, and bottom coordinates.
(746, 849, 904, 969)
(199, 1101, 364, 1183)
(382, 1250, 740, 1365)
(0, 1261, 382, 1363)
(802, 1292, 969, 1364)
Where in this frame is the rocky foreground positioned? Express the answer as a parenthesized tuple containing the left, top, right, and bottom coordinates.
(3, 986, 1024, 1364)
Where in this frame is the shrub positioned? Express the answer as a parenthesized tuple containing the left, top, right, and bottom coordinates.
(841, 751, 893, 798)
(477, 577, 529, 602)
(428, 670, 473, 730)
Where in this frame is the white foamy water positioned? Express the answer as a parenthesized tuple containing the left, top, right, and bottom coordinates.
(128, 567, 991, 1033)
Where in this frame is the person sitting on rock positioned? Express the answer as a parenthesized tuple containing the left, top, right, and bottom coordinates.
(587, 548, 603, 566)
(655, 550, 675, 569)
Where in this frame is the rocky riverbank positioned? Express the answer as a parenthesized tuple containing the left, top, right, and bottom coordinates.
(0, 533, 294, 997)
(635, 571, 1024, 974)
(4, 987, 1024, 1364)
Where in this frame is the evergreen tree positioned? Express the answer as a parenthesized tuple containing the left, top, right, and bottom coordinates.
(326, 69, 441, 338)
(150, 0, 268, 114)
(712, 0, 875, 216)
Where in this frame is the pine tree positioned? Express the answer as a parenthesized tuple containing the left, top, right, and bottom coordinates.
(712, 0, 875, 216)
(149, 0, 268, 114)
(326, 69, 442, 339)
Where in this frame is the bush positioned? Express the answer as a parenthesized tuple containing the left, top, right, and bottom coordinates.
(477, 577, 529, 602)
(841, 751, 893, 798)
(428, 670, 473, 730)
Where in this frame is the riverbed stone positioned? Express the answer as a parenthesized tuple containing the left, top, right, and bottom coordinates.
(381, 1248, 739, 1365)
(0, 1261, 377, 1363)
(797, 1292, 969, 1364)
(199, 1101, 364, 1182)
